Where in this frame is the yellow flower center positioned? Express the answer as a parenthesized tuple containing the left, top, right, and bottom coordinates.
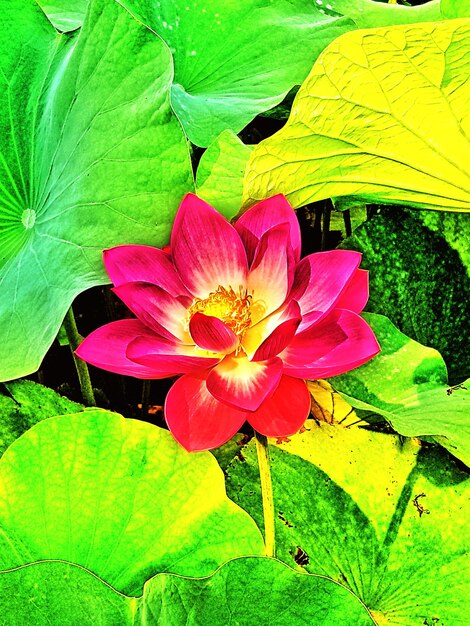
(188, 285, 252, 338)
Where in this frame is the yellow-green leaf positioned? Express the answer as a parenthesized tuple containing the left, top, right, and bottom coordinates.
(227, 423, 470, 625)
(0, 557, 374, 625)
(196, 130, 252, 219)
(244, 19, 470, 212)
(0, 410, 263, 594)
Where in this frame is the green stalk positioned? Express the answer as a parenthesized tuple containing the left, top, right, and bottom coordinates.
(63, 306, 96, 406)
(141, 380, 151, 417)
(321, 202, 331, 251)
(254, 431, 275, 558)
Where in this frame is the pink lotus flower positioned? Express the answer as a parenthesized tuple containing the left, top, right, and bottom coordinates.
(76, 194, 379, 451)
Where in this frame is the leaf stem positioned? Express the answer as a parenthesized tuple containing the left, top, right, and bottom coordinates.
(254, 430, 275, 557)
(343, 209, 352, 237)
(63, 306, 96, 406)
(321, 201, 331, 251)
(141, 380, 151, 417)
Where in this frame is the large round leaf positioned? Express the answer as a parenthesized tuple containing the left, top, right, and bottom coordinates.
(0, 557, 374, 625)
(330, 0, 442, 28)
(243, 18, 470, 211)
(0, 0, 193, 381)
(441, 0, 470, 18)
(37, 0, 86, 31)
(329, 313, 470, 467)
(196, 130, 252, 219)
(227, 423, 470, 625)
(341, 209, 469, 382)
(120, 0, 355, 147)
(0, 410, 263, 595)
(0, 380, 82, 457)
(0, 561, 134, 625)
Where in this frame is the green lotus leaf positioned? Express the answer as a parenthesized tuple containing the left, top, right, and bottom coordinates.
(441, 0, 470, 18)
(0, 561, 134, 625)
(210, 432, 249, 474)
(0, 380, 82, 457)
(329, 313, 470, 467)
(0, 0, 193, 382)
(0, 410, 264, 595)
(243, 19, 470, 212)
(259, 87, 299, 122)
(419, 203, 470, 271)
(196, 130, 252, 219)
(329, 0, 441, 28)
(227, 423, 470, 625)
(37, 0, 86, 31)
(0, 557, 374, 625)
(38, 0, 445, 47)
(137, 557, 374, 625)
(341, 209, 469, 383)
(120, 0, 355, 147)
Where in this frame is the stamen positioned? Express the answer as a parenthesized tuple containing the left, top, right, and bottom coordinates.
(188, 285, 252, 339)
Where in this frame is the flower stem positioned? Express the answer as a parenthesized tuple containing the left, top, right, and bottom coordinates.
(63, 305, 96, 407)
(254, 430, 275, 558)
